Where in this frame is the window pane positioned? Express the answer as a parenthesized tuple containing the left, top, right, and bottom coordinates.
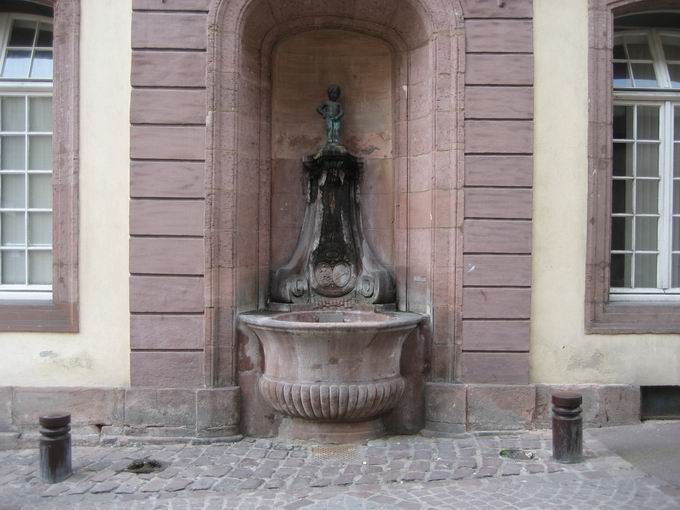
(662, 36, 680, 61)
(28, 136, 51, 170)
(637, 143, 660, 176)
(1, 212, 25, 245)
(626, 37, 653, 59)
(636, 180, 659, 213)
(611, 253, 632, 287)
(29, 97, 51, 132)
(676, 109, 680, 141)
(614, 62, 632, 88)
(635, 254, 657, 287)
(8, 20, 36, 47)
(675, 180, 680, 214)
(28, 174, 51, 209)
(675, 144, 680, 177)
(1, 250, 25, 284)
(613, 143, 634, 176)
(614, 105, 634, 139)
(673, 254, 680, 288)
(1, 174, 25, 208)
(28, 212, 51, 246)
(614, 43, 626, 59)
(36, 24, 53, 48)
(669, 64, 680, 88)
(674, 217, 680, 251)
(638, 106, 660, 140)
(2, 50, 32, 79)
(631, 63, 657, 88)
(612, 179, 634, 213)
(1, 97, 26, 132)
(635, 216, 658, 250)
(30, 51, 53, 80)
(1, 136, 25, 170)
(612, 216, 633, 250)
(28, 250, 51, 284)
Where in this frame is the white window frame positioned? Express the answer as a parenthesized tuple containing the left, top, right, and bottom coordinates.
(0, 13, 53, 301)
(612, 29, 680, 301)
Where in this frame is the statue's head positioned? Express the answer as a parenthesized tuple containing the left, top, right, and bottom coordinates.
(327, 84, 341, 101)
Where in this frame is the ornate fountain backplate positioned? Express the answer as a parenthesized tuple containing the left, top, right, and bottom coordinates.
(270, 87, 395, 306)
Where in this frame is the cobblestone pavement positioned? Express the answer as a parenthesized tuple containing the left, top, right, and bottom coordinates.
(0, 430, 678, 509)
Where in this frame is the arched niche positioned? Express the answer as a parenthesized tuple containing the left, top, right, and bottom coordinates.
(205, 0, 464, 435)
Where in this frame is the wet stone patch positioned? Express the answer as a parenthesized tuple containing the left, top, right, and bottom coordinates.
(123, 458, 165, 474)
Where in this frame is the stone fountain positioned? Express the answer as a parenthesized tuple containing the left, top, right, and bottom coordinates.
(240, 85, 422, 443)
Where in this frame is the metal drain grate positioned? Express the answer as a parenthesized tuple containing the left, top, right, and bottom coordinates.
(310, 444, 365, 463)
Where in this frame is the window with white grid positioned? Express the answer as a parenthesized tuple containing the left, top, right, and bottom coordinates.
(0, 14, 53, 300)
(611, 30, 680, 299)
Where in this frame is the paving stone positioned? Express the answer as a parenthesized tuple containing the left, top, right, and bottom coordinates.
(452, 467, 474, 480)
(140, 478, 166, 493)
(501, 463, 522, 476)
(230, 468, 254, 479)
(547, 463, 564, 473)
(267, 450, 288, 460)
(114, 482, 141, 494)
(457, 458, 477, 469)
(212, 477, 241, 491)
(202, 465, 232, 478)
(164, 478, 192, 492)
(526, 464, 546, 474)
(332, 474, 355, 486)
(90, 481, 120, 494)
(309, 478, 331, 487)
(41, 484, 70, 497)
(188, 477, 217, 491)
(427, 470, 450, 481)
(263, 478, 285, 489)
(238, 478, 264, 490)
(475, 466, 498, 478)
(67, 481, 96, 495)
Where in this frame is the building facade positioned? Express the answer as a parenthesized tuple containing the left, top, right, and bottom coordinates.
(0, 0, 678, 442)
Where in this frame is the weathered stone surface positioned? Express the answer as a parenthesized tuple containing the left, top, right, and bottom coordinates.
(535, 384, 606, 428)
(535, 385, 641, 428)
(237, 370, 281, 438)
(196, 387, 240, 437)
(0, 387, 14, 432)
(124, 388, 196, 429)
(12, 387, 124, 427)
(467, 385, 536, 431)
(602, 385, 640, 426)
(424, 382, 466, 433)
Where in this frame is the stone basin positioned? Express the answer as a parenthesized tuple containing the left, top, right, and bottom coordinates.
(240, 309, 422, 442)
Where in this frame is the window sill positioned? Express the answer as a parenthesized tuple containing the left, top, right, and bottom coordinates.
(588, 300, 680, 334)
(0, 301, 78, 332)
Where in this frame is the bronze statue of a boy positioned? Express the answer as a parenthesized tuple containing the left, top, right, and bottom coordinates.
(317, 84, 344, 145)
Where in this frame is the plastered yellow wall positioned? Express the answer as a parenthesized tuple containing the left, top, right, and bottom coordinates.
(532, 0, 680, 384)
(0, 0, 131, 387)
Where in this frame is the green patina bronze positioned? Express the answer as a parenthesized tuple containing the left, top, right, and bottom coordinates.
(316, 84, 344, 146)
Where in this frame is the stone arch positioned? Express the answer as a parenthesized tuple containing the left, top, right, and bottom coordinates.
(204, 0, 464, 434)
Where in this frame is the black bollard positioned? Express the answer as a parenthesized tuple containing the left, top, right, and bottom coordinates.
(551, 392, 583, 464)
(39, 413, 72, 483)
